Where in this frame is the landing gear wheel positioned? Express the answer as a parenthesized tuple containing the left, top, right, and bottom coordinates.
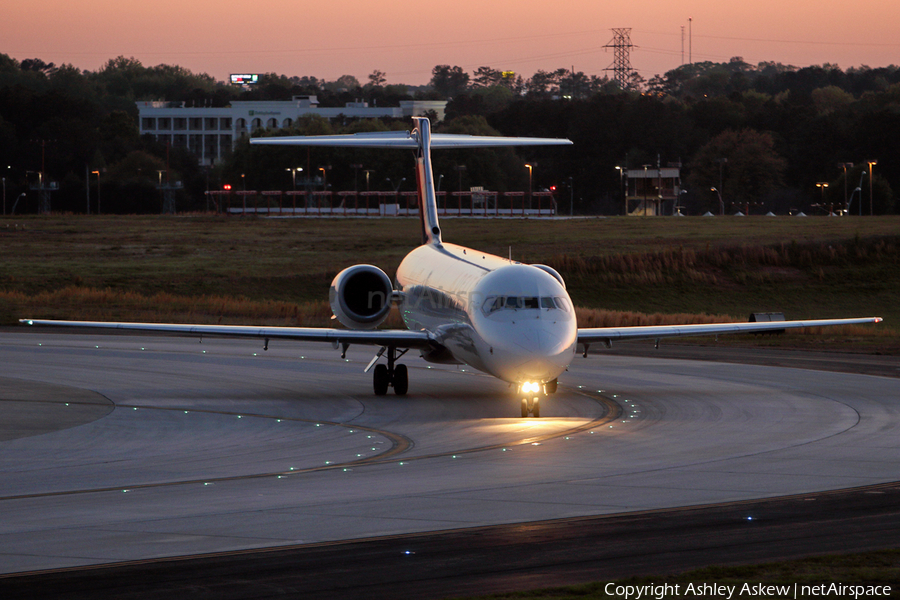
(532, 397, 540, 418)
(373, 364, 389, 396)
(521, 398, 529, 418)
(393, 364, 408, 396)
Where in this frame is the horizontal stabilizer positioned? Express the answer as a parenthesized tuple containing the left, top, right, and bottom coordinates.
(251, 132, 573, 149)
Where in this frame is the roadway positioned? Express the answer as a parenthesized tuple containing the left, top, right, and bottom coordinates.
(0, 332, 898, 597)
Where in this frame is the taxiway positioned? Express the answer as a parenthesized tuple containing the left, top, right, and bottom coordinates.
(1, 331, 898, 580)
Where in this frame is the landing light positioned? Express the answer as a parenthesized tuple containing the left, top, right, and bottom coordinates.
(521, 381, 541, 394)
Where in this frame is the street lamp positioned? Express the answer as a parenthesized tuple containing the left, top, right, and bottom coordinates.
(715, 157, 728, 215)
(615, 166, 625, 215)
(386, 177, 406, 211)
(568, 176, 574, 216)
(711, 187, 724, 216)
(91, 170, 101, 215)
(642, 164, 650, 214)
(867, 160, 877, 216)
(286, 167, 303, 191)
(350, 164, 363, 194)
(386, 177, 406, 193)
(525, 164, 533, 209)
(816, 182, 830, 215)
(838, 162, 853, 212)
(454, 164, 467, 197)
(364, 169, 375, 193)
(318, 166, 331, 192)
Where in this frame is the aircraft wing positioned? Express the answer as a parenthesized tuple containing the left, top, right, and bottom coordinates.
(18, 319, 434, 348)
(577, 317, 883, 346)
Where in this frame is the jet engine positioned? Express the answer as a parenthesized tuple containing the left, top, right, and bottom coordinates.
(329, 265, 394, 330)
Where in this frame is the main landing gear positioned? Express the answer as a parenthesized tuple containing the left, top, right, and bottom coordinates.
(372, 346, 408, 396)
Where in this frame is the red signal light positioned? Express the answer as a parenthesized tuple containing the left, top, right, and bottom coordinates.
(223, 184, 232, 191)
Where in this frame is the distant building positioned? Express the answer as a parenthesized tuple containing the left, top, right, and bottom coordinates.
(137, 96, 447, 165)
(626, 166, 682, 216)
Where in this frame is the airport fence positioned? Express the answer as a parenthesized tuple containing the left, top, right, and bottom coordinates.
(205, 190, 558, 217)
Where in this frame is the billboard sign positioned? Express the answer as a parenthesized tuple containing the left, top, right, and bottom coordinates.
(230, 74, 259, 85)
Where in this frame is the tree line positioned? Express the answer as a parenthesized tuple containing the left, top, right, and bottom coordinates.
(0, 53, 897, 215)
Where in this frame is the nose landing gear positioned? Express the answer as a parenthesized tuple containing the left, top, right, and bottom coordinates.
(518, 378, 557, 417)
(521, 397, 540, 418)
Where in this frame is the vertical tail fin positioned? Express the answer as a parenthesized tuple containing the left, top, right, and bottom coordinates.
(412, 117, 443, 246)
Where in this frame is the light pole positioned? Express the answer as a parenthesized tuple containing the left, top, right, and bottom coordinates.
(568, 176, 574, 216)
(318, 165, 331, 192)
(615, 166, 625, 214)
(91, 170, 101, 215)
(286, 167, 303, 191)
(838, 162, 853, 213)
(716, 157, 728, 215)
(642, 164, 650, 214)
(856, 171, 867, 216)
(386, 177, 406, 193)
(816, 182, 830, 215)
(454, 165, 466, 197)
(350, 164, 363, 195)
(867, 160, 877, 215)
(711, 187, 724, 216)
(386, 177, 406, 211)
(1, 176, 5, 216)
(525, 164, 533, 209)
(364, 169, 375, 193)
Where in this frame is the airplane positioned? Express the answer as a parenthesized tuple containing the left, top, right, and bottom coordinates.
(21, 117, 882, 417)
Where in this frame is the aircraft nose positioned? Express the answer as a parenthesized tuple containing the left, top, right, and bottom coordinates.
(483, 319, 576, 383)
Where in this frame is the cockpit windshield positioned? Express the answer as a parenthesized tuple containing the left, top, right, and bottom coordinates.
(483, 295, 570, 314)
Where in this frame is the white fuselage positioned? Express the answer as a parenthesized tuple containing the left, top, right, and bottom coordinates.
(396, 242, 577, 385)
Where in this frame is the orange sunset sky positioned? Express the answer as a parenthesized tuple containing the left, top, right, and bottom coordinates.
(4, 0, 900, 85)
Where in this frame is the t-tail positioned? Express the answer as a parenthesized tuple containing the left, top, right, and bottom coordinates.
(250, 119, 573, 247)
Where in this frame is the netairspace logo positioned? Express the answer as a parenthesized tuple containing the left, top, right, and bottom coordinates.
(603, 582, 892, 600)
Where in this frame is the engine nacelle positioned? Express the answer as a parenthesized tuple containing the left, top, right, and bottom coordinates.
(329, 265, 394, 330)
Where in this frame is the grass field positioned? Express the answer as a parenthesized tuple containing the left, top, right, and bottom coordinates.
(1, 214, 896, 351)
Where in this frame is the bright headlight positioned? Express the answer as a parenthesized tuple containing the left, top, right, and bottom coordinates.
(521, 382, 540, 394)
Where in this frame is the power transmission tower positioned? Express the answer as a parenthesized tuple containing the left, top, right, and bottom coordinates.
(603, 28, 634, 89)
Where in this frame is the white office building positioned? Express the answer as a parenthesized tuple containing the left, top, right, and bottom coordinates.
(137, 96, 447, 165)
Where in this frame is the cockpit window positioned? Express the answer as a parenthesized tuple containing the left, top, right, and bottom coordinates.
(483, 295, 569, 314)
